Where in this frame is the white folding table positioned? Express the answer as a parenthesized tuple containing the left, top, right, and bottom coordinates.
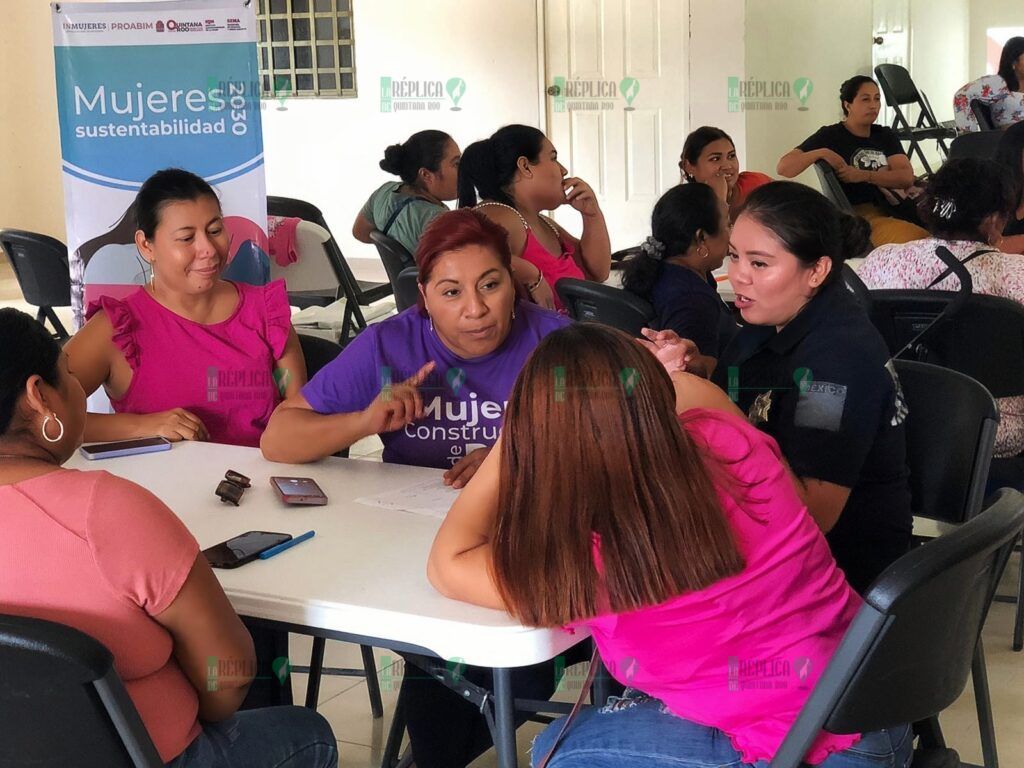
(68, 441, 589, 767)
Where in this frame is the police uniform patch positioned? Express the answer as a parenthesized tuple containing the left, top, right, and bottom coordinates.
(794, 381, 848, 431)
(748, 391, 773, 425)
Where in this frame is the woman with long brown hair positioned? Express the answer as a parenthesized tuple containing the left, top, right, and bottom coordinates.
(428, 324, 911, 768)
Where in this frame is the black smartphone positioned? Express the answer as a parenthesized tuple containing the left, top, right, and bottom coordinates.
(270, 476, 329, 506)
(202, 531, 293, 569)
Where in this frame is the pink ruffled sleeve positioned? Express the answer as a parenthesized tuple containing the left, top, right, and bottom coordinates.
(85, 295, 140, 371)
(262, 279, 291, 359)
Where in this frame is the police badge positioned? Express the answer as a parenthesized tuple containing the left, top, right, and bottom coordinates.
(748, 391, 773, 425)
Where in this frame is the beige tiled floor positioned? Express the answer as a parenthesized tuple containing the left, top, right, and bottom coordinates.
(5, 252, 1024, 766)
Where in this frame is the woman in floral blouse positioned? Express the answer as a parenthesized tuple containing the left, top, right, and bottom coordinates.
(953, 37, 1024, 133)
(858, 158, 1024, 482)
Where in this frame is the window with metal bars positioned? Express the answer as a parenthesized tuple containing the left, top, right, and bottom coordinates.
(256, 0, 356, 99)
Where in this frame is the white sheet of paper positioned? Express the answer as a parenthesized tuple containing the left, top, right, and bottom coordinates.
(355, 479, 461, 518)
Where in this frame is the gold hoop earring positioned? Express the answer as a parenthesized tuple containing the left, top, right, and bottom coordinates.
(698, 245, 710, 260)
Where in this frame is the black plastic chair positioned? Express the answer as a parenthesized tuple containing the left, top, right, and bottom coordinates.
(268, 196, 392, 339)
(948, 130, 1004, 161)
(897, 360, 999, 527)
(769, 489, 1024, 768)
(609, 245, 641, 272)
(971, 99, 997, 132)
(555, 277, 655, 336)
(393, 266, 420, 313)
(870, 289, 1024, 653)
(0, 613, 163, 767)
(813, 160, 854, 214)
(0, 229, 72, 340)
(875, 63, 955, 173)
(894, 360, 1002, 767)
(369, 230, 415, 290)
(841, 264, 872, 312)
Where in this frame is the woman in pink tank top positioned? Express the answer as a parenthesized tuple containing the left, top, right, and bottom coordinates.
(428, 324, 912, 768)
(457, 125, 612, 312)
(65, 169, 306, 447)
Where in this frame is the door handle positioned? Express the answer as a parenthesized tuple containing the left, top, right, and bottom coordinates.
(873, 36, 884, 45)
(547, 85, 561, 96)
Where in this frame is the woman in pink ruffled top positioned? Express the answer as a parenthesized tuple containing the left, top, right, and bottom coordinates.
(65, 169, 305, 448)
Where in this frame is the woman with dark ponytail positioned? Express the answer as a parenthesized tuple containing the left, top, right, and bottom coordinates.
(458, 124, 610, 312)
(352, 130, 461, 254)
(621, 183, 734, 375)
(710, 182, 912, 595)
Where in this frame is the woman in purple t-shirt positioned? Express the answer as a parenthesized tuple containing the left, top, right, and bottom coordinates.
(263, 208, 572, 768)
(262, 208, 568, 486)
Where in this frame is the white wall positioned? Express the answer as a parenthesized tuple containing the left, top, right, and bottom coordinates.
(910, 0, 968, 122)
(743, 0, 873, 186)
(688, 0, 746, 158)
(261, 0, 542, 265)
(969, 0, 1024, 80)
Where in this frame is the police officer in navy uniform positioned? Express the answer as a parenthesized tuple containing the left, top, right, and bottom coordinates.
(711, 182, 912, 595)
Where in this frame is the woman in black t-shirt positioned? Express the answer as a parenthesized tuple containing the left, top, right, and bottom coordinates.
(777, 76, 928, 247)
(710, 181, 913, 594)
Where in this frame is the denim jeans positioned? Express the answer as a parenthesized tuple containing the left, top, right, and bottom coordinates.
(531, 692, 913, 768)
(165, 706, 338, 768)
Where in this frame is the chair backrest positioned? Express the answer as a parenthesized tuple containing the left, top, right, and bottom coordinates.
(0, 613, 163, 767)
(868, 290, 1024, 399)
(971, 99, 996, 131)
(0, 229, 72, 308)
(267, 220, 341, 294)
(770, 489, 1024, 768)
(555, 278, 655, 336)
(894, 360, 998, 524)
(298, 332, 343, 378)
(948, 129, 1004, 160)
(840, 264, 872, 313)
(267, 196, 357, 303)
(875, 63, 922, 107)
(394, 266, 420, 313)
(812, 161, 854, 214)
(369, 230, 416, 287)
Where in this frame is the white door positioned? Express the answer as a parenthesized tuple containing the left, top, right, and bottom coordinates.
(544, 0, 687, 252)
(872, 0, 911, 128)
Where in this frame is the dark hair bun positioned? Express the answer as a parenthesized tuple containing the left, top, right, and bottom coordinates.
(838, 212, 872, 261)
(380, 143, 405, 175)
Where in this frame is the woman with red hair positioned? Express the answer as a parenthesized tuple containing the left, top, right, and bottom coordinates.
(261, 208, 572, 767)
(262, 207, 568, 482)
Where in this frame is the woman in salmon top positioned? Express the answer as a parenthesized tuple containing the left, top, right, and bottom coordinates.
(458, 124, 611, 312)
(0, 308, 336, 767)
(427, 323, 912, 768)
(65, 168, 306, 447)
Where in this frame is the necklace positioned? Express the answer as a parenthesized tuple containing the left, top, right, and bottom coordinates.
(474, 201, 564, 243)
